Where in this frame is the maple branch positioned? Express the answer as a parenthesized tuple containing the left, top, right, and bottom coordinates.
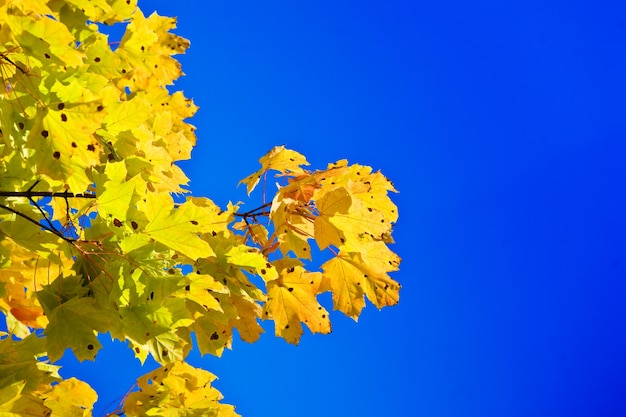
(0, 190, 97, 199)
(234, 202, 272, 218)
(0, 202, 75, 243)
(0, 185, 90, 243)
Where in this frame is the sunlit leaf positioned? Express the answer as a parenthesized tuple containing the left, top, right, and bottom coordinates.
(263, 265, 331, 344)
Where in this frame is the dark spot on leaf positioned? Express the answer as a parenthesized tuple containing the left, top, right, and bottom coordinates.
(87, 144, 95, 151)
(94, 57, 101, 62)
(71, 142, 77, 148)
(113, 218, 122, 227)
(107, 153, 115, 162)
(168, 269, 175, 275)
(368, 207, 373, 212)
(134, 347, 140, 353)
(149, 291, 154, 300)
(287, 267, 295, 273)
(97, 105, 104, 111)
(60, 113, 67, 122)
(322, 314, 326, 318)
(288, 287, 294, 292)
(190, 220, 198, 225)
(261, 269, 266, 275)
(211, 231, 217, 236)
(44, 53, 50, 59)
(41, 130, 49, 138)
(210, 332, 219, 340)
(141, 46, 145, 52)
(266, 262, 271, 268)
(52, 151, 60, 159)
(131, 220, 138, 230)
(162, 349, 168, 356)
(264, 311, 269, 316)
(57, 103, 64, 110)
(87, 344, 94, 350)
(18, 122, 24, 129)
(285, 325, 290, 329)
(185, 285, 190, 291)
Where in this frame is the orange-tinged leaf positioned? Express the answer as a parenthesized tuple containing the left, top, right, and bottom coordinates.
(263, 266, 331, 344)
(270, 197, 314, 259)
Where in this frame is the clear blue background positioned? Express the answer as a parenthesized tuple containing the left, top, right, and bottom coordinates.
(26, 1, 626, 416)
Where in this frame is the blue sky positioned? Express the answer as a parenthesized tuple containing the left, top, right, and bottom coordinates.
(18, 1, 626, 416)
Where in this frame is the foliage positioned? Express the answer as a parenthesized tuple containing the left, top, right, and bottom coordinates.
(0, 0, 400, 415)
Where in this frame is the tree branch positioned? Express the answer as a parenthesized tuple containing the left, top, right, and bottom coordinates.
(0, 190, 96, 199)
(0, 203, 75, 243)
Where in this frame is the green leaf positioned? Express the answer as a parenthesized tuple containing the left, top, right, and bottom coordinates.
(44, 297, 118, 362)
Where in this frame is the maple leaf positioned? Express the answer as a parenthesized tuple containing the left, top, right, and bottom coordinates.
(41, 377, 97, 417)
(123, 361, 240, 417)
(313, 186, 352, 249)
(263, 264, 331, 344)
(239, 145, 309, 194)
(322, 242, 401, 320)
(43, 296, 119, 362)
(140, 193, 217, 260)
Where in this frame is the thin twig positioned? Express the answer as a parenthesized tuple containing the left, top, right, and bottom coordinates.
(0, 203, 75, 243)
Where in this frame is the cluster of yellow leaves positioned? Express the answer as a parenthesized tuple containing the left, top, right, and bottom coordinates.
(124, 361, 240, 417)
(237, 145, 400, 342)
(0, 0, 400, 416)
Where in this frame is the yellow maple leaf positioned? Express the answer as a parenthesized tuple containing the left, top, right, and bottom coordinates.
(124, 361, 240, 417)
(263, 265, 331, 344)
(313, 186, 351, 249)
(41, 377, 97, 417)
(239, 145, 309, 195)
(322, 244, 401, 320)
